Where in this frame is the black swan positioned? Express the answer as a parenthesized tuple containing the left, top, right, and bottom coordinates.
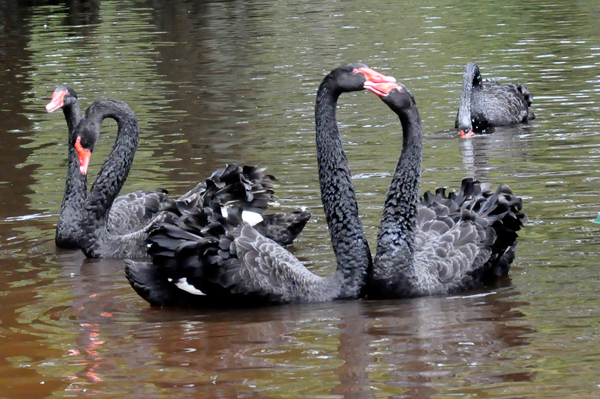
(62, 98, 310, 258)
(124, 63, 396, 306)
(455, 62, 535, 137)
(47, 86, 175, 250)
(364, 80, 527, 298)
(47, 88, 310, 255)
(46, 85, 85, 248)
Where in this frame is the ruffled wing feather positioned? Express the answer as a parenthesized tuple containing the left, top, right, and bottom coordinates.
(411, 178, 525, 295)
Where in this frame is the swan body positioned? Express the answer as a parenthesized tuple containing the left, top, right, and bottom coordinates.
(47, 88, 310, 255)
(365, 80, 526, 298)
(455, 62, 535, 136)
(125, 63, 396, 306)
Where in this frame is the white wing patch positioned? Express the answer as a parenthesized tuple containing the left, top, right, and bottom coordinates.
(221, 207, 263, 226)
(242, 210, 264, 226)
(174, 277, 206, 296)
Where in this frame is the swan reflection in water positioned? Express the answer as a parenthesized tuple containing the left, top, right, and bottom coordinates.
(459, 124, 534, 182)
(38, 248, 535, 398)
(124, 287, 534, 398)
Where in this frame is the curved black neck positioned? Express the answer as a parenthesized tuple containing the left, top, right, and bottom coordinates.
(374, 101, 422, 273)
(79, 99, 139, 253)
(56, 101, 85, 248)
(457, 63, 481, 131)
(315, 77, 372, 298)
(63, 101, 81, 134)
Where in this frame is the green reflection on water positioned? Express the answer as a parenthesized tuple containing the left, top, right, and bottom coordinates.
(22, 2, 179, 226)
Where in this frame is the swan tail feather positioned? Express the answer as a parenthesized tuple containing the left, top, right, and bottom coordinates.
(418, 179, 526, 291)
(174, 164, 276, 221)
(124, 260, 207, 307)
(517, 83, 534, 107)
(456, 179, 526, 281)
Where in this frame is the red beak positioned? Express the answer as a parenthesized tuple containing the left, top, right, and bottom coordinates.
(460, 129, 474, 138)
(74, 137, 91, 175)
(364, 81, 401, 97)
(46, 89, 67, 112)
(354, 67, 397, 84)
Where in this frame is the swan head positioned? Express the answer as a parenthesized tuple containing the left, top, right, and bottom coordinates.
(457, 117, 473, 137)
(46, 85, 78, 112)
(364, 81, 415, 109)
(365, 81, 421, 130)
(72, 119, 100, 175)
(456, 99, 473, 137)
(329, 63, 396, 93)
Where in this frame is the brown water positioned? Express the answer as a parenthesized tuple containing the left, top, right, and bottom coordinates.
(1, 0, 600, 397)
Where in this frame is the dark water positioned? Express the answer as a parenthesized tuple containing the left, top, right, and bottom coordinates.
(1, 0, 600, 397)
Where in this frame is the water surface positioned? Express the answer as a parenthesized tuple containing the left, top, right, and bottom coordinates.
(1, 0, 600, 398)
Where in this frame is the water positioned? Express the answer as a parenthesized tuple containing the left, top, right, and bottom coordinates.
(1, 0, 600, 397)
